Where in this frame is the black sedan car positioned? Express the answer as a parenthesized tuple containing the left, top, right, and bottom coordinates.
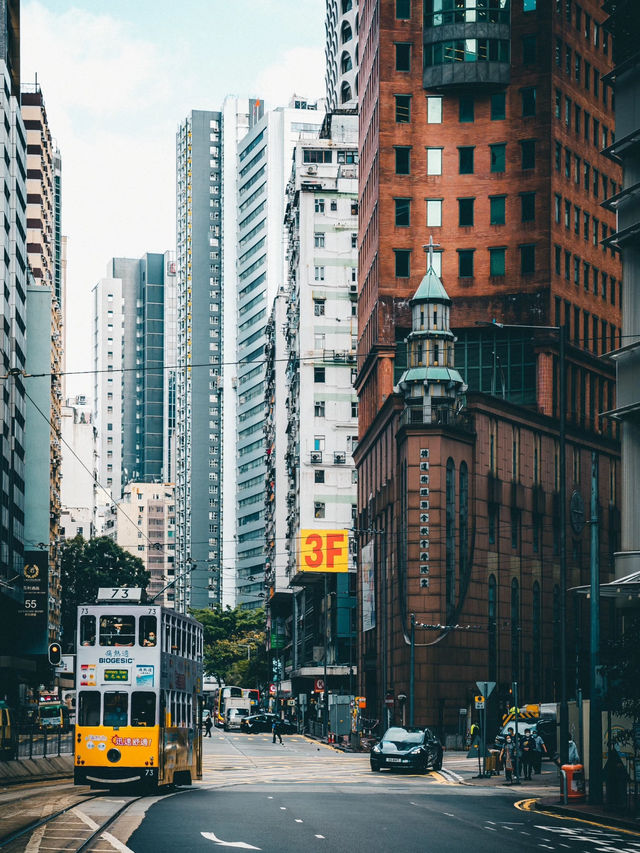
(370, 726, 443, 773)
(240, 713, 296, 734)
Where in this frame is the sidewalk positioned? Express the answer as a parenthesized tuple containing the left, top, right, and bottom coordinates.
(0, 754, 73, 787)
(536, 796, 640, 833)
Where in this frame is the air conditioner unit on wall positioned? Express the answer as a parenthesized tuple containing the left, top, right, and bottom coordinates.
(306, 165, 317, 175)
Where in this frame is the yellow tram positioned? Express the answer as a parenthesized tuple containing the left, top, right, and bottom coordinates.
(74, 588, 203, 789)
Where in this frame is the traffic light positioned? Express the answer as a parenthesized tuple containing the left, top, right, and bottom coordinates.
(48, 642, 62, 666)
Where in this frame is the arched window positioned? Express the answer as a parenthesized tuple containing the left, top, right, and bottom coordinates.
(488, 574, 497, 680)
(459, 462, 468, 587)
(445, 458, 456, 615)
(340, 82, 352, 104)
(532, 581, 541, 696)
(511, 578, 520, 682)
(341, 20, 353, 43)
(341, 51, 353, 73)
(341, 0, 352, 11)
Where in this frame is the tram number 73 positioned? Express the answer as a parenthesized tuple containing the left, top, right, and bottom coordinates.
(298, 530, 349, 573)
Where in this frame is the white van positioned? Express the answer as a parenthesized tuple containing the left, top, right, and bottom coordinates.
(224, 707, 250, 731)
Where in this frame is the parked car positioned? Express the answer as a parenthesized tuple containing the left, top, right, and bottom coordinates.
(370, 726, 443, 773)
(224, 707, 250, 731)
(240, 713, 296, 734)
(494, 717, 556, 756)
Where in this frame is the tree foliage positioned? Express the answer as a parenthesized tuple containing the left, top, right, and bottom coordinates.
(601, 614, 640, 730)
(61, 535, 149, 646)
(190, 606, 270, 690)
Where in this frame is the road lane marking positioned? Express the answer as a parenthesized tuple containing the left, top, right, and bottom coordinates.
(295, 819, 303, 823)
(201, 831, 261, 849)
(315, 835, 325, 839)
(513, 799, 640, 838)
(280, 807, 286, 810)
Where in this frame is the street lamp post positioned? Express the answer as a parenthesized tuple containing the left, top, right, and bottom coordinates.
(323, 573, 328, 740)
(477, 320, 568, 764)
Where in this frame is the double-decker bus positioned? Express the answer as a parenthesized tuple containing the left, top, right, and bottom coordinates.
(212, 686, 260, 727)
(74, 589, 203, 789)
(37, 693, 71, 731)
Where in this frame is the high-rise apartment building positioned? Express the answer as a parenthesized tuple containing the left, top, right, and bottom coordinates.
(235, 99, 324, 609)
(22, 84, 63, 648)
(93, 252, 174, 509)
(273, 113, 359, 703)
(325, 0, 360, 109)
(353, 0, 623, 727)
(175, 110, 224, 611)
(60, 394, 97, 540)
(114, 482, 176, 607)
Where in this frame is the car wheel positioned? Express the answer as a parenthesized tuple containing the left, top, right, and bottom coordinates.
(370, 765, 380, 772)
(432, 754, 442, 771)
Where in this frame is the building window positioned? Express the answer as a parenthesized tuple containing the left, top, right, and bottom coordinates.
(395, 197, 411, 227)
(532, 581, 541, 695)
(314, 233, 325, 248)
(524, 0, 536, 9)
(489, 195, 506, 225)
(458, 249, 474, 278)
(395, 94, 411, 122)
(426, 148, 442, 175)
(314, 470, 325, 484)
(521, 139, 535, 170)
(458, 146, 474, 174)
(458, 198, 474, 227)
(395, 43, 411, 71)
(313, 298, 325, 316)
(315, 199, 325, 213)
(522, 34, 536, 64)
(314, 502, 326, 519)
(426, 199, 442, 227)
(314, 401, 326, 417)
(520, 244, 536, 274)
(511, 578, 520, 681)
(521, 86, 536, 117)
(488, 574, 497, 679)
(427, 96, 442, 123)
(314, 436, 325, 451)
(314, 367, 325, 383)
(351, 401, 359, 418)
(490, 143, 506, 172)
(396, 0, 411, 18)
(395, 146, 411, 175)
(314, 266, 325, 281)
(394, 249, 411, 277)
(520, 192, 535, 222)
(491, 91, 506, 120)
(489, 247, 506, 277)
(459, 95, 474, 122)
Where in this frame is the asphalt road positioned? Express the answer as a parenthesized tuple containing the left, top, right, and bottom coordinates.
(119, 731, 640, 853)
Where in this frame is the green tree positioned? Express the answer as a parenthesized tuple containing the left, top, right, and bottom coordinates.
(60, 535, 149, 647)
(191, 606, 270, 690)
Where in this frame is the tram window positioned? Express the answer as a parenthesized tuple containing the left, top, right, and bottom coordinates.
(78, 691, 100, 726)
(131, 692, 156, 727)
(103, 692, 128, 727)
(139, 615, 157, 646)
(80, 615, 96, 646)
(100, 614, 135, 646)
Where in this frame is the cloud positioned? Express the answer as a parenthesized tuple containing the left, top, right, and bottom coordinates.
(256, 46, 325, 109)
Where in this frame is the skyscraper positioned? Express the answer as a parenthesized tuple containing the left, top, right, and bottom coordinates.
(175, 110, 224, 611)
(93, 252, 174, 506)
(325, 0, 359, 109)
(234, 99, 324, 609)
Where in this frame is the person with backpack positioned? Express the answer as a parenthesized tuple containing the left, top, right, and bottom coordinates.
(204, 715, 213, 738)
(521, 728, 536, 780)
(533, 729, 548, 773)
(272, 717, 283, 745)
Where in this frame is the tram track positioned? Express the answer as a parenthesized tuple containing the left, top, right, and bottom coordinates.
(0, 791, 102, 849)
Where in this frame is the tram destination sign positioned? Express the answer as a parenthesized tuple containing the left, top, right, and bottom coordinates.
(97, 587, 143, 602)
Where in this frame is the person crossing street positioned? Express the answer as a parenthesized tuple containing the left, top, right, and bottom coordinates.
(272, 717, 283, 745)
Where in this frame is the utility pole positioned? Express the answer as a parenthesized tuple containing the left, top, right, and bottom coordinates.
(323, 572, 328, 740)
(589, 451, 603, 804)
(559, 323, 569, 766)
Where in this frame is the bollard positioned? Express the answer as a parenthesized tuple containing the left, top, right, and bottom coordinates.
(562, 764, 586, 802)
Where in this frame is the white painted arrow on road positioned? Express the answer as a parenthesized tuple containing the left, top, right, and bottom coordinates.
(201, 831, 261, 850)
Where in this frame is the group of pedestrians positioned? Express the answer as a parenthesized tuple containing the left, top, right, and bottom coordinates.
(499, 726, 548, 784)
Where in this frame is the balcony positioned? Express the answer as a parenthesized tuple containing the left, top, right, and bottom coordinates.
(310, 451, 322, 464)
(334, 452, 346, 464)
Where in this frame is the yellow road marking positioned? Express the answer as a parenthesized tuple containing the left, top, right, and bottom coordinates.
(514, 799, 640, 837)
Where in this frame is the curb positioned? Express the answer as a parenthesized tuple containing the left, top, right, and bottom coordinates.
(534, 797, 640, 834)
(0, 755, 73, 788)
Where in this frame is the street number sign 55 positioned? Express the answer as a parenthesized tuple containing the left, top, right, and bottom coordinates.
(298, 530, 349, 573)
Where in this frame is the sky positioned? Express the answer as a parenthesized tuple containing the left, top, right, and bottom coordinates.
(21, 0, 326, 396)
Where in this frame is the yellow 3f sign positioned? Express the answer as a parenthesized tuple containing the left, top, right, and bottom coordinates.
(298, 530, 350, 573)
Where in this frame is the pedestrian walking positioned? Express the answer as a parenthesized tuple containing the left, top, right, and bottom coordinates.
(470, 721, 480, 740)
(204, 715, 213, 738)
(272, 717, 283, 745)
(568, 736, 580, 764)
(521, 728, 536, 780)
(533, 730, 547, 774)
(500, 735, 516, 784)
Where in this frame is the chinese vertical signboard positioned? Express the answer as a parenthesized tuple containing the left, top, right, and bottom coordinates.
(21, 549, 48, 654)
(361, 540, 375, 632)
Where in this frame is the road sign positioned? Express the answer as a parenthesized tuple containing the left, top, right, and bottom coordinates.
(475, 695, 485, 709)
(268, 683, 277, 695)
(314, 678, 325, 692)
(476, 680, 496, 697)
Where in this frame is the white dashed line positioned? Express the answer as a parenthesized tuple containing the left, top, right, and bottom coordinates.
(295, 819, 303, 823)
(484, 827, 497, 832)
(280, 807, 287, 810)
(315, 835, 325, 839)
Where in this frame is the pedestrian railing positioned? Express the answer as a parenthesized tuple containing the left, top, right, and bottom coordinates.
(12, 725, 74, 760)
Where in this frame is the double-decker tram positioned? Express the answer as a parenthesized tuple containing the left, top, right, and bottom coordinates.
(74, 588, 203, 789)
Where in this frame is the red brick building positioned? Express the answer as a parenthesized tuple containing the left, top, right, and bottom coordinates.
(354, 0, 622, 732)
